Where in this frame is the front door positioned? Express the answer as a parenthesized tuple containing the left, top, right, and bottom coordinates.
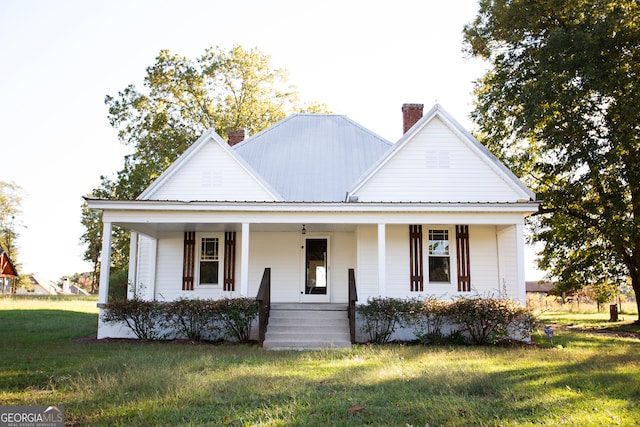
(301, 237, 330, 302)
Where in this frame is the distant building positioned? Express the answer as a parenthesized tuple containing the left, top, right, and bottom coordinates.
(15, 274, 63, 295)
(69, 284, 90, 295)
(0, 248, 18, 294)
(525, 280, 555, 298)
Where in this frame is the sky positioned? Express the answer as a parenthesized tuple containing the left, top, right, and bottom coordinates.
(0, 0, 544, 282)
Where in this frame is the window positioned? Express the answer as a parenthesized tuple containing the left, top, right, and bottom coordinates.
(428, 229, 450, 283)
(183, 232, 235, 290)
(199, 237, 220, 285)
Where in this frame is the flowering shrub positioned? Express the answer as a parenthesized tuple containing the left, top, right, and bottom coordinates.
(102, 299, 167, 341)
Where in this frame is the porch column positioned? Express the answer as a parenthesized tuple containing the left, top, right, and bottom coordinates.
(240, 222, 250, 296)
(515, 222, 526, 304)
(98, 221, 112, 306)
(378, 223, 386, 295)
(127, 232, 138, 299)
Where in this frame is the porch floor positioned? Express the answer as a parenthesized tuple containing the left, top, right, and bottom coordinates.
(263, 303, 351, 350)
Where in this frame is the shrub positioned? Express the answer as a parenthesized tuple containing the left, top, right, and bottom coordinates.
(212, 298, 259, 343)
(102, 298, 166, 340)
(412, 297, 448, 344)
(164, 298, 219, 341)
(358, 297, 414, 344)
(446, 296, 535, 345)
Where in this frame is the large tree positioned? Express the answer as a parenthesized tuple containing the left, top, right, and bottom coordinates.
(464, 0, 640, 319)
(0, 181, 22, 261)
(83, 45, 329, 290)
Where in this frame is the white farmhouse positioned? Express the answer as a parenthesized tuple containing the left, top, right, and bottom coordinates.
(87, 104, 539, 348)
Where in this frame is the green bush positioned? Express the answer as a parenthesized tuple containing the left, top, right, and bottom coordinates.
(358, 296, 536, 345)
(103, 297, 259, 343)
(164, 298, 219, 341)
(212, 298, 259, 343)
(358, 297, 414, 344)
(102, 299, 167, 340)
(412, 297, 448, 344)
(446, 296, 535, 345)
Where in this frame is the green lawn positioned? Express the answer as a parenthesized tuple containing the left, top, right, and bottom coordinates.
(1, 296, 639, 426)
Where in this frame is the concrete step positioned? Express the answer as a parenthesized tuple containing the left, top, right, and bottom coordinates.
(263, 304, 352, 350)
(266, 322, 348, 332)
(263, 339, 352, 350)
(271, 303, 348, 311)
(266, 332, 351, 343)
(268, 310, 347, 321)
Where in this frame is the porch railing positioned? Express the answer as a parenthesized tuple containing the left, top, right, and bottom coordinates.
(256, 268, 271, 347)
(348, 268, 358, 344)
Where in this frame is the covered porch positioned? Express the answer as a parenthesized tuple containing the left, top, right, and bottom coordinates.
(91, 199, 534, 308)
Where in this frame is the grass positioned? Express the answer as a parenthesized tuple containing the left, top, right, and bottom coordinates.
(1, 296, 640, 426)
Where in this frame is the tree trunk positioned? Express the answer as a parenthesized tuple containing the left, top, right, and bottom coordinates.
(632, 271, 640, 324)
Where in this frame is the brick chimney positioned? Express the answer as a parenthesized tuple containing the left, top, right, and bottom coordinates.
(228, 129, 246, 146)
(402, 103, 424, 134)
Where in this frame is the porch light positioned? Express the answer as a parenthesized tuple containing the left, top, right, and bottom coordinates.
(301, 224, 306, 235)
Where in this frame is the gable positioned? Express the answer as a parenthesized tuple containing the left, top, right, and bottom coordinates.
(349, 107, 535, 203)
(138, 130, 279, 202)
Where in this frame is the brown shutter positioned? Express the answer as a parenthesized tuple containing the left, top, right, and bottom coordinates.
(409, 225, 424, 292)
(224, 231, 236, 291)
(456, 225, 471, 292)
(182, 231, 195, 291)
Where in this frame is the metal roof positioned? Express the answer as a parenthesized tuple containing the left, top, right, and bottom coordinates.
(233, 114, 392, 202)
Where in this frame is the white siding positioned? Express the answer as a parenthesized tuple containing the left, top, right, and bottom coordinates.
(468, 225, 501, 296)
(134, 234, 157, 300)
(144, 141, 275, 202)
(353, 117, 525, 203)
(249, 232, 302, 302)
(497, 225, 519, 299)
(329, 231, 356, 302)
(355, 225, 379, 301)
(385, 225, 410, 298)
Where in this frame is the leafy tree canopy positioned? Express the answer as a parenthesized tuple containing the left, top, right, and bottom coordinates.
(464, 0, 640, 319)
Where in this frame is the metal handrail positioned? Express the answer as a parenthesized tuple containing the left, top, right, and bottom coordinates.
(256, 268, 271, 347)
(348, 268, 358, 344)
